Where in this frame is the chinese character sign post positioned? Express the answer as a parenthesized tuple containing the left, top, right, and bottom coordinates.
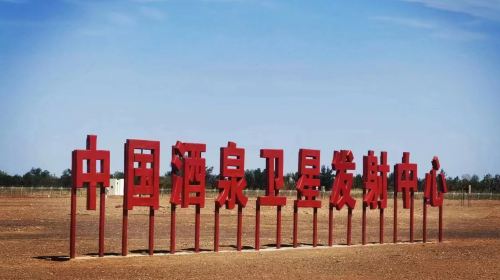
(122, 139, 160, 256)
(214, 142, 248, 252)
(423, 156, 448, 243)
(329, 150, 356, 246)
(293, 149, 322, 248)
(71, 135, 110, 258)
(393, 152, 418, 243)
(255, 149, 286, 250)
(170, 141, 206, 254)
(362, 151, 389, 244)
(67, 134, 452, 259)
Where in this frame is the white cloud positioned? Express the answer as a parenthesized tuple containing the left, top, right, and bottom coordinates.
(200, 0, 276, 6)
(403, 0, 500, 22)
(372, 15, 487, 42)
(108, 12, 136, 26)
(130, 0, 168, 3)
(140, 7, 166, 21)
(0, 0, 27, 3)
(78, 27, 112, 37)
(372, 16, 435, 29)
(432, 27, 486, 41)
(200, 0, 247, 2)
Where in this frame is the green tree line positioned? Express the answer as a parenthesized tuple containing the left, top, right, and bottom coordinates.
(1, 167, 499, 193)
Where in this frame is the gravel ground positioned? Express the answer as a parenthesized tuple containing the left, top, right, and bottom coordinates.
(0, 196, 499, 279)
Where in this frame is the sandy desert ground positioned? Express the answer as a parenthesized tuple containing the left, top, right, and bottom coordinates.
(0, 195, 499, 279)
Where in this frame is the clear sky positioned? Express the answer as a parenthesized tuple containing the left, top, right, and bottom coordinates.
(1, 0, 499, 178)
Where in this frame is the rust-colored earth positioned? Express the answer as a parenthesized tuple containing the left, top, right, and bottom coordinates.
(0, 195, 499, 279)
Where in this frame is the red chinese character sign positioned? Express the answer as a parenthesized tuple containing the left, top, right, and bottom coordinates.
(122, 139, 160, 256)
(67, 134, 454, 259)
(170, 141, 206, 253)
(362, 151, 389, 244)
(329, 150, 356, 246)
(70, 135, 110, 258)
(255, 149, 286, 250)
(214, 142, 248, 251)
(293, 149, 321, 248)
(393, 152, 418, 243)
(423, 156, 448, 243)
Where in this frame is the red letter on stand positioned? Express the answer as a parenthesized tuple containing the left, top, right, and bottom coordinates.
(255, 149, 286, 250)
(393, 152, 418, 243)
(170, 141, 206, 253)
(361, 150, 389, 244)
(329, 150, 356, 246)
(122, 139, 160, 256)
(214, 142, 248, 252)
(423, 156, 448, 243)
(293, 149, 321, 248)
(71, 135, 110, 258)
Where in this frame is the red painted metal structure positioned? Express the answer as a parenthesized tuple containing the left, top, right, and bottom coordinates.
(69, 135, 449, 259)
(293, 149, 321, 248)
(362, 151, 389, 244)
(393, 152, 418, 243)
(330, 150, 356, 246)
(423, 156, 448, 243)
(214, 142, 248, 252)
(255, 149, 287, 250)
(170, 141, 206, 253)
(70, 135, 110, 258)
(122, 139, 160, 256)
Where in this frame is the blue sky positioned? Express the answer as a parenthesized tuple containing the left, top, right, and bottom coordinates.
(1, 0, 499, 178)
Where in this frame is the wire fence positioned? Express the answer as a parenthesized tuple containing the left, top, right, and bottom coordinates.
(0, 186, 499, 200)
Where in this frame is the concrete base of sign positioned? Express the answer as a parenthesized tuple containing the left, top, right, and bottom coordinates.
(69, 240, 443, 260)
